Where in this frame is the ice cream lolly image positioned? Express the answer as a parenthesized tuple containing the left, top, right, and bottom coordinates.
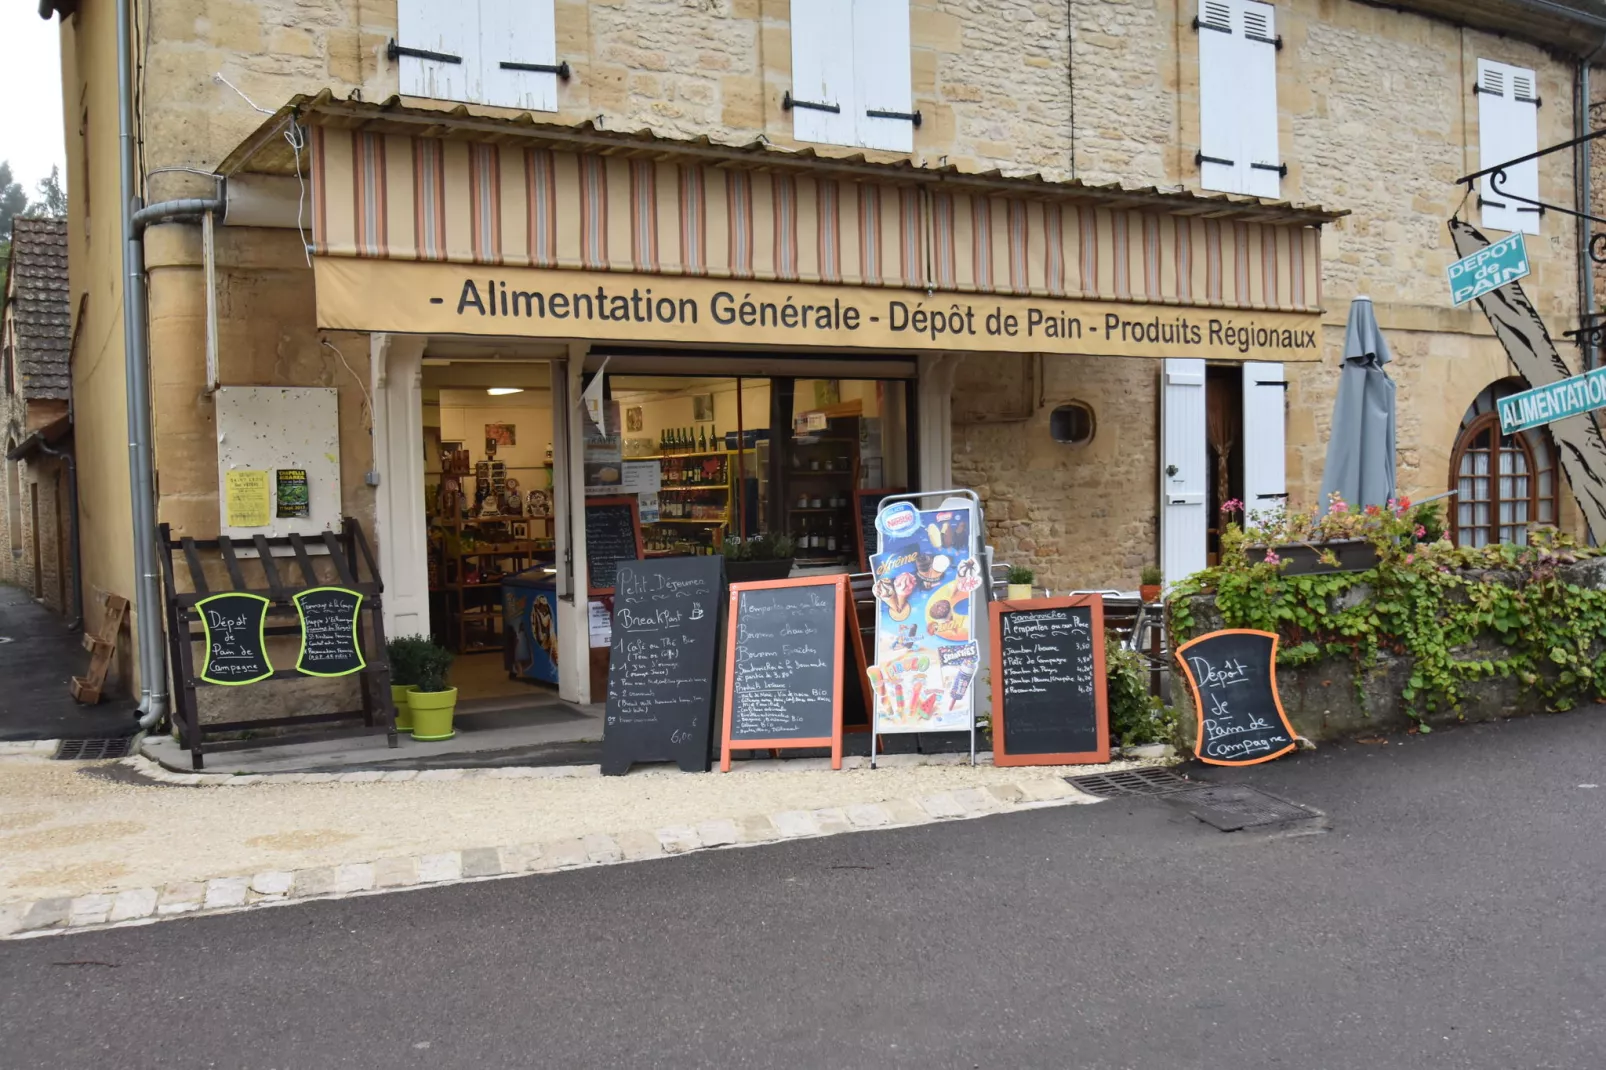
(947, 660, 976, 709)
(908, 678, 926, 719)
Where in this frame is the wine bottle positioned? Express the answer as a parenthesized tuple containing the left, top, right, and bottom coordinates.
(699, 426, 707, 451)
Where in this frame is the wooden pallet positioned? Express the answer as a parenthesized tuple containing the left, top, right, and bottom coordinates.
(71, 594, 129, 704)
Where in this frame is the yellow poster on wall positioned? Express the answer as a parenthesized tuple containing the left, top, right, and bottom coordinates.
(225, 469, 272, 528)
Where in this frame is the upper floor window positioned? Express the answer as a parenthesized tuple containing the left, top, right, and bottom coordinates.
(1196, 0, 1282, 198)
(789, 0, 915, 154)
(1476, 59, 1541, 235)
(396, 0, 560, 112)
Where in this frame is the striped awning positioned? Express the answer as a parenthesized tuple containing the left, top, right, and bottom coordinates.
(310, 127, 1322, 315)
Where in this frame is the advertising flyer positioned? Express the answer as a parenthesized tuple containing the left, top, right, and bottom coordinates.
(868, 500, 982, 734)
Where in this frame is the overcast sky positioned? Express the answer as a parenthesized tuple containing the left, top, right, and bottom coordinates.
(1, 4, 67, 196)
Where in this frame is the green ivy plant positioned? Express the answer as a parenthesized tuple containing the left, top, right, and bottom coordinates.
(1105, 634, 1178, 746)
(1168, 496, 1606, 728)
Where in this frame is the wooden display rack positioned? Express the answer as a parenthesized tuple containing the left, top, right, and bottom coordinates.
(159, 519, 397, 769)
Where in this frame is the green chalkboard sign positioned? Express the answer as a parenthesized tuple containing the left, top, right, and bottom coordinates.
(294, 586, 366, 677)
(197, 592, 274, 685)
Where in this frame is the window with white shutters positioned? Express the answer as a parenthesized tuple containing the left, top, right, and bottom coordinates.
(1196, 0, 1282, 197)
(789, 0, 915, 153)
(1476, 59, 1542, 235)
(395, 0, 561, 113)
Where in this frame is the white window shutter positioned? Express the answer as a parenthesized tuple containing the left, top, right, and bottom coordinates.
(1161, 359, 1210, 586)
(481, 0, 559, 112)
(1196, 0, 1240, 194)
(789, 0, 858, 147)
(1477, 59, 1541, 235)
(1239, 0, 1281, 198)
(1241, 362, 1287, 525)
(397, 0, 481, 103)
(852, 0, 914, 153)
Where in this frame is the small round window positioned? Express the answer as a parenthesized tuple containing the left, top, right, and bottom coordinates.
(1049, 402, 1095, 446)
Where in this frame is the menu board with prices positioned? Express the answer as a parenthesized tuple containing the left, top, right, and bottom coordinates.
(990, 596, 1109, 765)
(601, 556, 723, 775)
(585, 497, 645, 595)
(721, 576, 846, 771)
(293, 587, 366, 677)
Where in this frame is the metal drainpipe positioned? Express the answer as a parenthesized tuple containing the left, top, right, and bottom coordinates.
(1582, 40, 1606, 371)
(117, 0, 224, 729)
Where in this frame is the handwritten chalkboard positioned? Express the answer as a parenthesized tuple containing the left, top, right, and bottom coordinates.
(990, 596, 1109, 764)
(197, 592, 274, 685)
(1175, 629, 1297, 766)
(854, 488, 903, 571)
(721, 576, 846, 770)
(294, 587, 366, 677)
(586, 496, 644, 595)
(601, 556, 723, 775)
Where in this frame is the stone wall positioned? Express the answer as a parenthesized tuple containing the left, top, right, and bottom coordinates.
(1170, 556, 1606, 746)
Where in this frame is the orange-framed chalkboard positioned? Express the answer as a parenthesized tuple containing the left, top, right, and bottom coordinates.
(720, 575, 846, 771)
(585, 496, 645, 596)
(1174, 628, 1297, 766)
(989, 594, 1110, 766)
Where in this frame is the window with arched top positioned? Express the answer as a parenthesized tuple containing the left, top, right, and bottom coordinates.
(1449, 380, 1557, 548)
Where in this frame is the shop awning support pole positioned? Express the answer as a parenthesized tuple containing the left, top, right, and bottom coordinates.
(116, 0, 223, 729)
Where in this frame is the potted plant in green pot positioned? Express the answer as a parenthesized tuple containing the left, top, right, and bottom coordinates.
(721, 533, 796, 584)
(384, 634, 429, 733)
(1005, 565, 1034, 601)
(1139, 565, 1163, 604)
(406, 640, 458, 741)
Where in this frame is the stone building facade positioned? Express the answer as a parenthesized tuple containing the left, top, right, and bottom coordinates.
(42, 0, 1606, 706)
(1, 218, 75, 617)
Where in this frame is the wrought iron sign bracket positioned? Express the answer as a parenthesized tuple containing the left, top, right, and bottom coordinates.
(1458, 125, 1606, 263)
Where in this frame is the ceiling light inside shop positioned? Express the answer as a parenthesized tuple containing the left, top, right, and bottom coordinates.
(486, 387, 524, 396)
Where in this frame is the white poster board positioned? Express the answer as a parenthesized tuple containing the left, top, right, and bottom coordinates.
(215, 387, 342, 542)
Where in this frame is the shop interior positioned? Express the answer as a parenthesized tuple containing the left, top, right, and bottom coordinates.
(418, 356, 913, 728)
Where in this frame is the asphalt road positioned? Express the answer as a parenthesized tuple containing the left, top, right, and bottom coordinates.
(4, 711, 1605, 1069)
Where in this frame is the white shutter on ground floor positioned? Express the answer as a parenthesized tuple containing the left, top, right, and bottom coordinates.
(1161, 358, 1209, 587)
(1241, 362, 1287, 524)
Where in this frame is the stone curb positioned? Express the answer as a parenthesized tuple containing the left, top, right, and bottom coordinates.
(0, 776, 1100, 940)
(113, 751, 1031, 786)
(0, 739, 63, 756)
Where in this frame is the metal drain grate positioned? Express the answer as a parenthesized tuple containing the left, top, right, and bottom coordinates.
(1168, 784, 1321, 832)
(55, 738, 133, 761)
(1067, 766, 1196, 798)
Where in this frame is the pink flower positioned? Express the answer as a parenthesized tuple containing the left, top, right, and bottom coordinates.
(1220, 499, 1244, 514)
(1405, 553, 1416, 564)
(1264, 550, 1281, 565)
(1330, 500, 1348, 514)
(1414, 525, 1427, 538)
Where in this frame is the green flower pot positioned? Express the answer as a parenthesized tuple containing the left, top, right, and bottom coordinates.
(407, 687, 458, 741)
(390, 684, 417, 732)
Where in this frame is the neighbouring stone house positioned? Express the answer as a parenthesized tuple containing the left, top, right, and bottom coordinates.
(36, 0, 1606, 714)
(1, 217, 75, 619)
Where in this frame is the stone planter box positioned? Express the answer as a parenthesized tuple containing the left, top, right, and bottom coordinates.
(1170, 556, 1606, 746)
(1245, 537, 1378, 575)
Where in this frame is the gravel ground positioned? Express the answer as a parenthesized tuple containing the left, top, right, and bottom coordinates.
(0, 751, 1149, 904)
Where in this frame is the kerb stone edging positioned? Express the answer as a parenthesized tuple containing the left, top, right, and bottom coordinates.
(1, 773, 1101, 940)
